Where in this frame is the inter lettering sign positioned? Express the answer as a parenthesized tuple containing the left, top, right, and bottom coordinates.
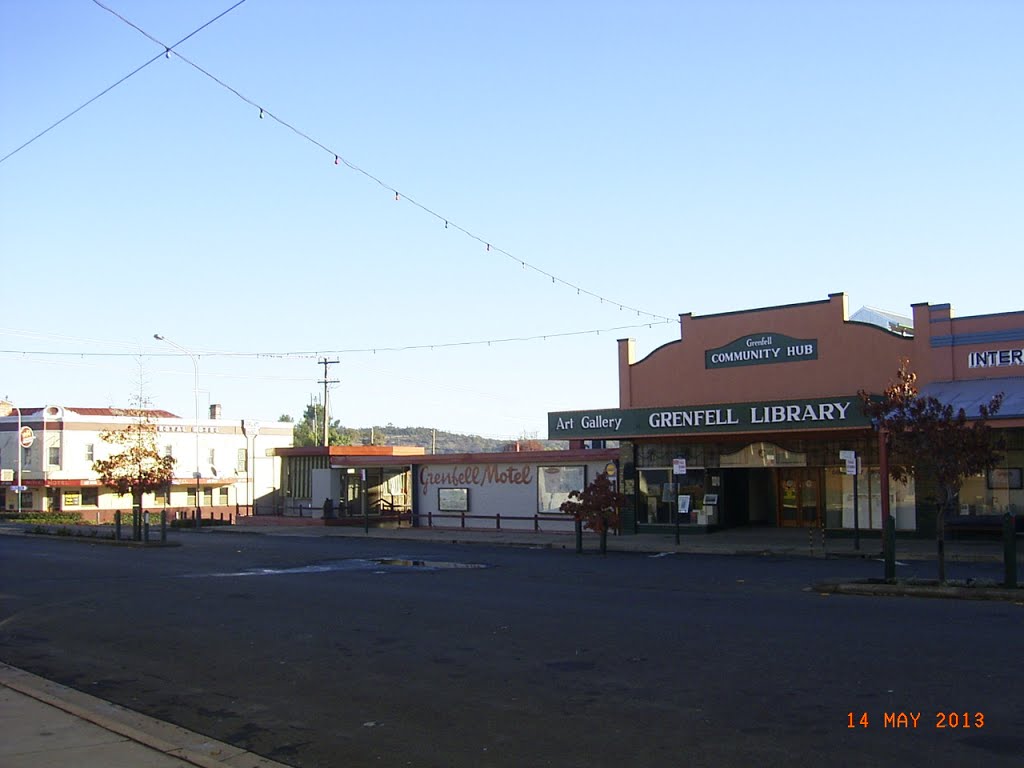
(548, 396, 869, 439)
(968, 349, 1023, 369)
(705, 333, 818, 369)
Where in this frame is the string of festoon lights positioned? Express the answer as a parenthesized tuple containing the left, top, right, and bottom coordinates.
(0, 320, 673, 362)
(84, 0, 677, 325)
(0, 1, 250, 165)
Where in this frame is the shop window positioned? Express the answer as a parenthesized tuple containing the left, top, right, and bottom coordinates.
(637, 468, 707, 525)
(537, 465, 586, 514)
(63, 490, 82, 507)
(638, 444, 704, 468)
(832, 467, 915, 530)
(961, 463, 1023, 516)
(81, 488, 98, 506)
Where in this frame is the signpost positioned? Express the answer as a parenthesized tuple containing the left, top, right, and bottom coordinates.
(1, 401, 25, 516)
(840, 450, 860, 550)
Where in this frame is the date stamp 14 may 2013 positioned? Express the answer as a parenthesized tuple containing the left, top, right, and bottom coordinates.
(847, 712, 985, 729)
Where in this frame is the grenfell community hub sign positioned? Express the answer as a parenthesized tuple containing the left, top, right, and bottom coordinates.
(548, 396, 871, 440)
(705, 333, 818, 369)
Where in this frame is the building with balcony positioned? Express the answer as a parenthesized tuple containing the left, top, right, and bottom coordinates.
(0, 404, 292, 522)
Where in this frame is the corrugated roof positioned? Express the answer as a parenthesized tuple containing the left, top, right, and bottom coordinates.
(8, 407, 182, 419)
(851, 306, 913, 333)
(920, 377, 1024, 420)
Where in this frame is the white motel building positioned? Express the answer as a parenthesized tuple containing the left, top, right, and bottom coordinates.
(0, 404, 292, 522)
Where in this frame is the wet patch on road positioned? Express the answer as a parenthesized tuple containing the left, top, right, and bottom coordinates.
(184, 557, 488, 578)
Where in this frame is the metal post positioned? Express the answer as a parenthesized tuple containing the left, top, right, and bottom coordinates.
(153, 335, 201, 530)
(143, 510, 150, 543)
(1, 401, 24, 517)
(884, 516, 896, 582)
(161, 510, 167, 543)
(878, 426, 895, 580)
(114, 510, 122, 541)
(853, 458, 860, 551)
(1004, 513, 1017, 589)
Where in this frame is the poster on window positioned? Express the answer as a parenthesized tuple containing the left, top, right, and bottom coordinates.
(988, 468, 1023, 490)
(538, 465, 586, 513)
(438, 488, 469, 512)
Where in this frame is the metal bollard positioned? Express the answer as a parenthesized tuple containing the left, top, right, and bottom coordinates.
(1004, 513, 1018, 589)
(143, 511, 150, 543)
(884, 516, 896, 582)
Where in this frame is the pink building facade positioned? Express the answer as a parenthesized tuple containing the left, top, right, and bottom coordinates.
(549, 293, 1024, 534)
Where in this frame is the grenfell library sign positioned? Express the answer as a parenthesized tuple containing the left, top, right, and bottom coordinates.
(548, 396, 871, 440)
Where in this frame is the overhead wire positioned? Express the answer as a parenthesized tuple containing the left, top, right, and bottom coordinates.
(0, 0, 249, 166)
(0, 318, 675, 359)
(86, 2, 677, 324)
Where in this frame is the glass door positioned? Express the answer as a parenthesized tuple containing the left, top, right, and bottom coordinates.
(778, 469, 821, 527)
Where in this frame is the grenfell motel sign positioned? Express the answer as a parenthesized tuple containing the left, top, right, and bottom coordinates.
(548, 397, 871, 440)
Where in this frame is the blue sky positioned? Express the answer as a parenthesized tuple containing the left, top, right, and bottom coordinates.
(1, 0, 1021, 439)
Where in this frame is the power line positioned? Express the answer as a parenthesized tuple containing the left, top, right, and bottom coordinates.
(0, 318, 675, 359)
(0, 0, 249, 166)
(88, 3, 677, 324)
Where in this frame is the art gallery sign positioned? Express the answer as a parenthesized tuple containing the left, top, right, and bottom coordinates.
(548, 396, 871, 440)
(705, 333, 818, 369)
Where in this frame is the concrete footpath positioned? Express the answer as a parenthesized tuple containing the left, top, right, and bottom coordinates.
(0, 663, 293, 768)
(223, 517, 1017, 564)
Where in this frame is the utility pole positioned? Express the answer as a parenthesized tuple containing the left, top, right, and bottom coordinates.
(318, 358, 340, 447)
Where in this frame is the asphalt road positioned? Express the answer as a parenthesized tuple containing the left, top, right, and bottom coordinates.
(1, 532, 1021, 768)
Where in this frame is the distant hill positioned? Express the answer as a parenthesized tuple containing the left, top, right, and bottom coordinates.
(340, 425, 567, 454)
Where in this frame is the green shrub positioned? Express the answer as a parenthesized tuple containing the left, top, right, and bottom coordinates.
(1, 511, 84, 525)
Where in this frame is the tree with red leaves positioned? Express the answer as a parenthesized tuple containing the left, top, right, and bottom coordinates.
(559, 472, 625, 554)
(860, 360, 1004, 582)
(93, 407, 176, 540)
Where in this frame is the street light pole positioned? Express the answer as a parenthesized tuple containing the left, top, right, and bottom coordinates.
(154, 334, 202, 529)
(0, 399, 22, 516)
